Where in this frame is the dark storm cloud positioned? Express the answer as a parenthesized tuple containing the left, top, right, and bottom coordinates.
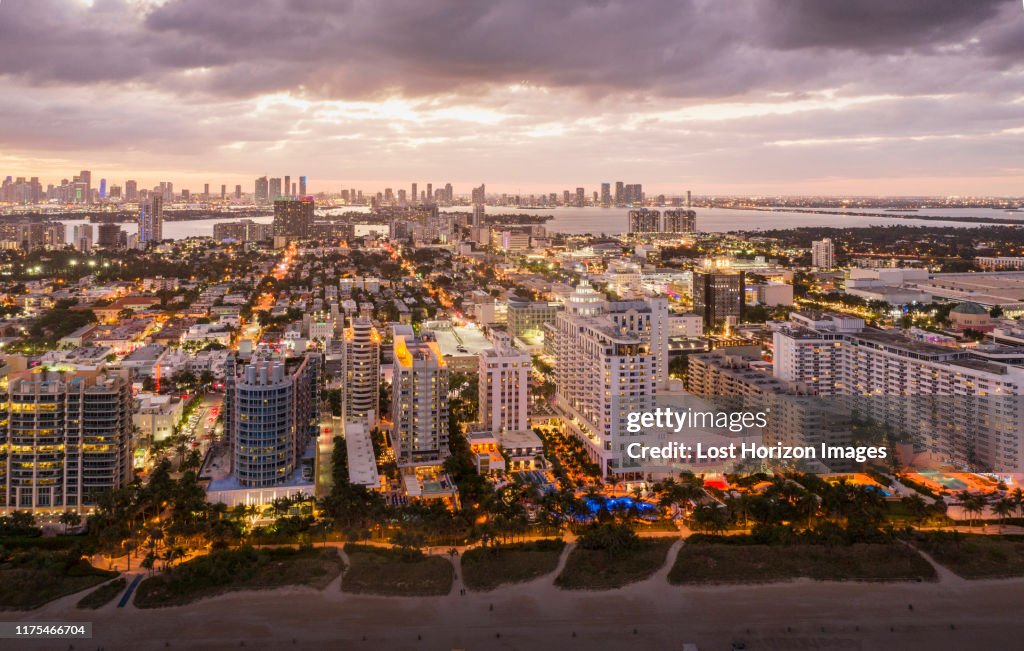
(0, 0, 1019, 100)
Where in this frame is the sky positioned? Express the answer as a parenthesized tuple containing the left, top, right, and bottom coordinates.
(1, 0, 1022, 196)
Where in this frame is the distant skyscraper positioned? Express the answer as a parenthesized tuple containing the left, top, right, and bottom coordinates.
(283, 176, 291, 198)
(98, 178, 106, 199)
(203, 183, 210, 200)
(78, 170, 91, 204)
(628, 208, 660, 233)
(235, 184, 242, 199)
(471, 184, 486, 205)
(693, 270, 744, 328)
(138, 194, 163, 245)
(269, 177, 282, 198)
(220, 184, 226, 200)
(273, 196, 314, 238)
(299, 176, 307, 196)
(425, 183, 433, 204)
(601, 182, 611, 207)
(575, 187, 585, 207)
(812, 238, 835, 269)
(663, 209, 697, 233)
(255, 176, 269, 203)
(97, 223, 121, 247)
(444, 183, 453, 202)
(614, 181, 624, 205)
(411, 182, 418, 205)
(125, 180, 138, 202)
(73, 223, 93, 251)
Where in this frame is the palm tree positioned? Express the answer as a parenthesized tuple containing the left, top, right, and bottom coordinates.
(901, 494, 930, 527)
(58, 509, 81, 534)
(1012, 488, 1024, 519)
(796, 493, 820, 530)
(992, 497, 1015, 533)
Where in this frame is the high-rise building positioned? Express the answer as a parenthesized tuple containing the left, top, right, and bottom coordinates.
(124, 180, 138, 202)
(343, 317, 381, 427)
(73, 223, 93, 251)
(614, 181, 624, 205)
(692, 270, 745, 328)
(2, 370, 133, 513)
(444, 183, 453, 202)
(269, 177, 283, 198)
(255, 177, 269, 203)
(773, 312, 1024, 472)
(283, 176, 291, 198)
(478, 332, 530, 433)
(223, 354, 320, 488)
(78, 170, 91, 204)
(235, 184, 242, 200)
(411, 183, 418, 205)
(203, 183, 210, 200)
(299, 176, 307, 196)
(273, 196, 314, 239)
(575, 187, 585, 207)
(138, 194, 163, 244)
(390, 325, 449, 467)
(553, 281, 668, 477)
(628, 208, 660, 234)
(812, 238, 835, 269)
(663, 209, 697, 233)
(471, 184, 486, 205)
(98, 179, 106, 200)
(97, 223, 122, 247)
(213, 219, 274, 242)
(601, 182, 611, 207)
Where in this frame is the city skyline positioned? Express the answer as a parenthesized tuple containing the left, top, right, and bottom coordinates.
(1, 0, 1022, 195)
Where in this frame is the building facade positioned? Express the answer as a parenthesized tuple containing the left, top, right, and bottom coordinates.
(479, 332, 530, 433)
(2, 370, 133, 514)
(224, 354, 320, 488)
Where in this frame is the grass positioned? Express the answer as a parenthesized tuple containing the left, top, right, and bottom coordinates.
(342, 544, 453, 596)
(0, 550, 119, 610)
(555, 538, 674, 590)
(76, 577, 127, 609)
(668, 542, 936, 584)
(461, 539, 565, 591)
(134, 546, 343, 608)
(915, 533, 1024, 579)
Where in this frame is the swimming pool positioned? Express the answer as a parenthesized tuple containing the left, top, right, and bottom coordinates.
(583, 496, 657, 515)
(918, 471, 968, 490)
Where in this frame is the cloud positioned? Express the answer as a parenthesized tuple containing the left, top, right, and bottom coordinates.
(0, 0, 1021, 194)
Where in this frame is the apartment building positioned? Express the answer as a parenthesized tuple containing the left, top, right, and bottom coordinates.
(2, 370, 133, 513)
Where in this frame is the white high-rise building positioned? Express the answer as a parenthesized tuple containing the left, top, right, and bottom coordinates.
(391, 325, 449, 467)
(773, 312, 1024, 472)
(479, 332, 530, 433)
(811, 238, 834, 269)
(553, 281, 668, 478)
(343, 317, 380, 427)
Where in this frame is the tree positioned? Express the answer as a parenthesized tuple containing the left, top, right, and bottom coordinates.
(992, 497, 1015, 533)
(59, 509, 82, 534)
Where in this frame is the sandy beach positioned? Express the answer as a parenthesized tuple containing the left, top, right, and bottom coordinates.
(4, 543, 1024, 651)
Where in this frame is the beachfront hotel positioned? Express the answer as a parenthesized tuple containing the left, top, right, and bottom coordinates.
(553, 281, 669, 478)
(773, 312, 1024, 473)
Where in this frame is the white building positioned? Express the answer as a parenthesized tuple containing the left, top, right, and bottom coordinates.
(391, 325, 449, 467)
(343, 317, 380, 427)
(553, 281, 666, 478)
(479, 332, 530, 433)
(773, 312, 1024, 473)
(811, 238, 834, 269)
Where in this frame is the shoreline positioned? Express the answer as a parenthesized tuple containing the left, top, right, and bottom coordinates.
(6, 555, 1024, 650)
